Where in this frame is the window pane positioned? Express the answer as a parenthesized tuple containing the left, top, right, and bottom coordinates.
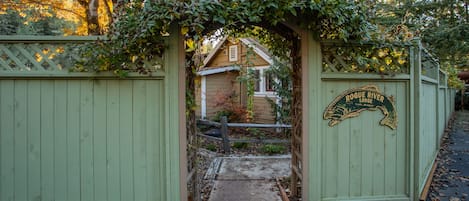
(253, 70, 260, 92)
(265, 71, 275, 92)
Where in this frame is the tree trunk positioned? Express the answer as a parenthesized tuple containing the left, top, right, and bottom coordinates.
(103, 0, 114, 24)
(87, 0, 100, 35)
(186, 38, 203, 201)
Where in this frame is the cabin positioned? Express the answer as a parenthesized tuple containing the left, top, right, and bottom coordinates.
(195, 37, 278, 123)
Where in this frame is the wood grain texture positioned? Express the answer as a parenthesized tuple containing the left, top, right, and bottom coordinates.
(0, 79, 167, 201)
(321, 81, 409, 200)
(0, 81, 15, 201)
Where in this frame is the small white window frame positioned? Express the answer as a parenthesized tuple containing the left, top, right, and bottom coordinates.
(228, 45, 238, 62)
(251, 66, 276, 97)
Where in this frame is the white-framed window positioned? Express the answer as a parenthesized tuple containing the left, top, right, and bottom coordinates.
(228, 45, 238, 62)
(251, 66, 275, 97)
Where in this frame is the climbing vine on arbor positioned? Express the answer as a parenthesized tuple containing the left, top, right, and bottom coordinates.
(76, 0, 373, 71)
(74, 1, 374, 199)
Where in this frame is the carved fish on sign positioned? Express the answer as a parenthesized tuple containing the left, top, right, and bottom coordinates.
(323, 85, 398, 129)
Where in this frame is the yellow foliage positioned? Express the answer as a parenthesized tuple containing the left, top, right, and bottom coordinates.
(2, 0, 113, 35)
(384, 56, 392, 65)
(185, 39, 196, 52)
(181, 27, 189, 35)
(397, 58, 406, 65)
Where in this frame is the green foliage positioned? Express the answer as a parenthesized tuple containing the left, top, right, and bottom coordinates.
(265, 58, 292, 124)
(0, 9, 75, 35)
(229, 27, 292, 61)
(77, 0, 373, 72)
(232, 141, 249, 149)
(233, 46, 258, 122)
(205, 143, 217, 152)
(322, 42, 410, 74)
(444, 63, 465, 89)
(0, 10, 21, 34)
(212, 110, 234, 122)
(370, 0, 468, 69)
(247, 128, 263, 138)
(245, 68, 256, 122)
(261, 144, 285, 154)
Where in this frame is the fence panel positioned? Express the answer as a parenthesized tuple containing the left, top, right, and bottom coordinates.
(320, 80, 409, 200)
(0, 79, 168, 200)
(419, 82, 439, 188)
(438, 87, 446, 139)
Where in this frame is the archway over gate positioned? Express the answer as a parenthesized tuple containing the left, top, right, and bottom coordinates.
(85, 2, 373, 200)
(179, 21, 311, 201)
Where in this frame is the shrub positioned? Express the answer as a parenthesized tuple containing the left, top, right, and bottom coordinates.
(233, 141, 249, 149)
(247, 127, 263, 138)
(212, 90, 248, 122)
(205, 143, 217, 152)
(261, 144, 285, 154)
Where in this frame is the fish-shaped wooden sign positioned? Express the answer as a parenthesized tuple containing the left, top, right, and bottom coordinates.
(323, 85, 397, 129)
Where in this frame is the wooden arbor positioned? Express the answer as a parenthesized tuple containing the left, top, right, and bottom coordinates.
(183, 22, 308, 200)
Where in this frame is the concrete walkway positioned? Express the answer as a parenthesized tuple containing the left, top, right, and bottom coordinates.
(207, 156, 291, 201)
(427, 111, 469, 201)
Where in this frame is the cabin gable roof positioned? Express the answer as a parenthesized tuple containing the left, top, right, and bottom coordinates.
(201, 37, 272, 74)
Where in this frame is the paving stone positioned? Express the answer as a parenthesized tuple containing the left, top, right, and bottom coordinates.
(207, 156, 290, 201)
(208, 180, 281, 201)
(216, 156, 291, 180)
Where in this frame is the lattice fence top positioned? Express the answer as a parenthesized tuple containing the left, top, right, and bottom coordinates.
(321, 41, 411, 74)
(421, 48, 440, 80)
(0, 35, 99, 73)
(439, 70, 447, 87)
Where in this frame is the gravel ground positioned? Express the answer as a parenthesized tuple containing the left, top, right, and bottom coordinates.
(427, 111, 469, 201)
(196, 148, 221, 201)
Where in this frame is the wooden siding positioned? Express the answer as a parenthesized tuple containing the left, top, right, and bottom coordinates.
(253, 96, 276, 123)
(320, 80, 409, 200)
(202, 73, 276, 123)
(0, 79, 169, 201)
(202, 38, 274, 123)
(205, 41, 269, 68)
(205, 72, 241, 120)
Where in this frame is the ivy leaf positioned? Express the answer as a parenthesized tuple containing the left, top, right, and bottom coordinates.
(181, 26, 189, 35)
(185, 39, 196, 52)
(213, 16, 225, 24)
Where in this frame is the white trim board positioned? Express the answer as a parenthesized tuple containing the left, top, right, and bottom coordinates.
(201, 76, 207, 119)
(239, 38, 273, 65)
(197, 66, 241, 76)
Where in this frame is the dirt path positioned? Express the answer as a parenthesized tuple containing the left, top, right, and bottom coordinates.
(427, 111, 469, 201)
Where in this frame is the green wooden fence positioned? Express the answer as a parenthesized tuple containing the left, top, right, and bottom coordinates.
(0, 35, 182, 201)
(0, 33, 457, 201)
(318, 41, 411, 201)
(308, 38, 456, 201)
(415, 43, 456, 196)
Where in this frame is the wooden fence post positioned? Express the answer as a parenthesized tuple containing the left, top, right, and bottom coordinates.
(220, 116, 230, 153)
